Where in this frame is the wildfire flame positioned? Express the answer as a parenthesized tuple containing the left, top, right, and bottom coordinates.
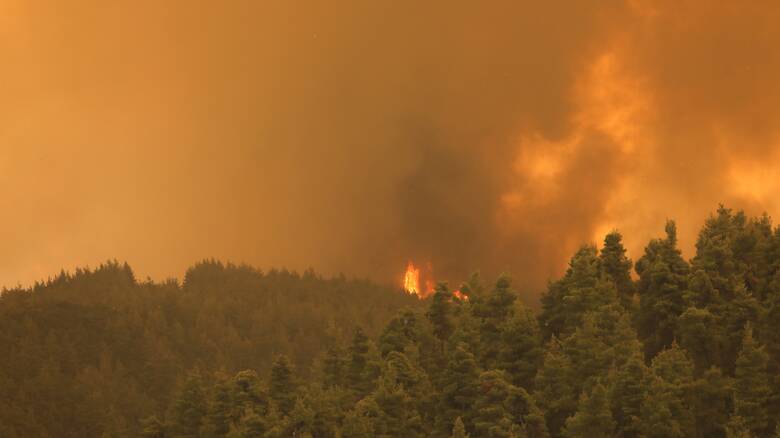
(403, 261, 421, 296)
(453, 290, 468, 301)
(402, 261, 467, 301)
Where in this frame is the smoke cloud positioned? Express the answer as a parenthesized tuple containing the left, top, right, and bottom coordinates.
(3, 1, 780, 296)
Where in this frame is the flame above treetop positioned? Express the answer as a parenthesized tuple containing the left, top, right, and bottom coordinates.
(402, 261, 467, 301)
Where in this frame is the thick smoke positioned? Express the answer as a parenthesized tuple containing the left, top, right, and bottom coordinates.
(2, 1, 780, 296)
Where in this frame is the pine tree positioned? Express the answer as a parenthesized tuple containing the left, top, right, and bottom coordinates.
(236, 407, 269, 438)
(342, 397, 380, 438)
(562, 315, 610, 394)
(499, 305, 543, 390)
(203, 378, 231, 437)
(322, 345, 346, 388)
(472, 370, 516, 438)
(505, 386, 549, 438)
(378, 310, 418, 358)
(733, 324, 770, 436)
(534, 338, 577, 438)
(639, 377, 686, 438)
(599, 231, 635, 310)
(373, 370, 424, 438)
(635, 220, 689, 359)
(347, 327, 380, 397)
(691, 367, 730, 438)
(440, 343, 481, 433)
(540, 246, 605, 339)
(651, 343, 695, 435)
(477, 275, 517, 368)
(286, 397, 315, 437)
(230, 370, 267, 421)
(269, 355, 296, 416)
(676, 306, 719, 374)
(640, 344, 695, 438)
(427, 282, 454, 345)
(169, 373, 207, 438)
(610, 353, 649, 438)
(562, 383, 615, 438)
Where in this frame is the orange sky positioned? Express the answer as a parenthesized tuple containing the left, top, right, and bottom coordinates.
(3, 1, 780, 292)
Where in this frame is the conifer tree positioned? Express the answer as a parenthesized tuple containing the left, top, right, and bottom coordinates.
(347, 327, 380, 397)
(691, 367, 730, 438)
(562, 383, 615, 438)
(499, 305, 543, 391)
(534, 338, 577, 438)
(610, 353, 649, 438)
(342, 397, 380, 438)
(562, 315, 610, 394)
(472, 370, 517, 438)
(230, 370, 267, 421)
(733, 324, 770, 436)
(378, 310, 418, 357)
(269, 355, 296, 416)
(643, 344, 695, 437)
(676, 306, 719, 374)
(639, 377, 686, 438)
(322, 345, 346, 388)
(203, 379, 231, 437)
(373, 370, 424, 438)
(169, 373, 207, 438)
(540, 246, 603, 338)
(440, 343, 481, 433)
(635, 220, 689, 359)
(427, 282, 454, 345)
(599, 231, 635, 310)
(477, 275, 517, 368)
(286, 397, 315, 437)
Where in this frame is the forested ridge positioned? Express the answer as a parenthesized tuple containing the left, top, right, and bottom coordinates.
(3, 206, 780, 437)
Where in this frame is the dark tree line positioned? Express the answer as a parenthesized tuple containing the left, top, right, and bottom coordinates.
(2, 206, 780, 437)
(0, 261, 419, 437)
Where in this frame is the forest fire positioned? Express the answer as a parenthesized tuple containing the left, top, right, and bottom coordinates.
(402, 261, 467, 300)
(403, 261, 421, 296)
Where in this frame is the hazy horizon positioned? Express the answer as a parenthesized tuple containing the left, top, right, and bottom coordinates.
(4, 1, 780, 295)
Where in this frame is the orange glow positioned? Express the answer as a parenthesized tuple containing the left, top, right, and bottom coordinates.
(403, 261, 421, 296)
(402, 261, 464, 300)
(453, 289, 469, 301)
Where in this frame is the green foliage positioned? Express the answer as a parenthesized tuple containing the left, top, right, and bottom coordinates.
(439, 343, 481, 433)
(534, 338, 577, 437)
(635, 220, 690, 359)
(562, 383, 615, 438)
(169, 373, 207, 438)
(691, 367, 731, 438)
(610, 353, 649, 438)
(733, 325, 770, 436)
(269, 355, 296, 415)
(600, 231, 636, 310)
(6, 206, 780, 437)
(427, 282, 455, 344)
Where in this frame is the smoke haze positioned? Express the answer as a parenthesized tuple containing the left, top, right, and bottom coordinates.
(3, 1, 780, 295)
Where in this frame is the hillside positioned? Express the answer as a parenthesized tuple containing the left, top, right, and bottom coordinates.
(0, 261, 419, 437)
(3, 207, 780, 437)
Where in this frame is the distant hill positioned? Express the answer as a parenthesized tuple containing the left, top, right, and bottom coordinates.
(0, 260, 420, 437)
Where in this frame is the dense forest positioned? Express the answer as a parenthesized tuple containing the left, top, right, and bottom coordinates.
(3, 206, 780, 437)
(0, 261, 419, 436)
